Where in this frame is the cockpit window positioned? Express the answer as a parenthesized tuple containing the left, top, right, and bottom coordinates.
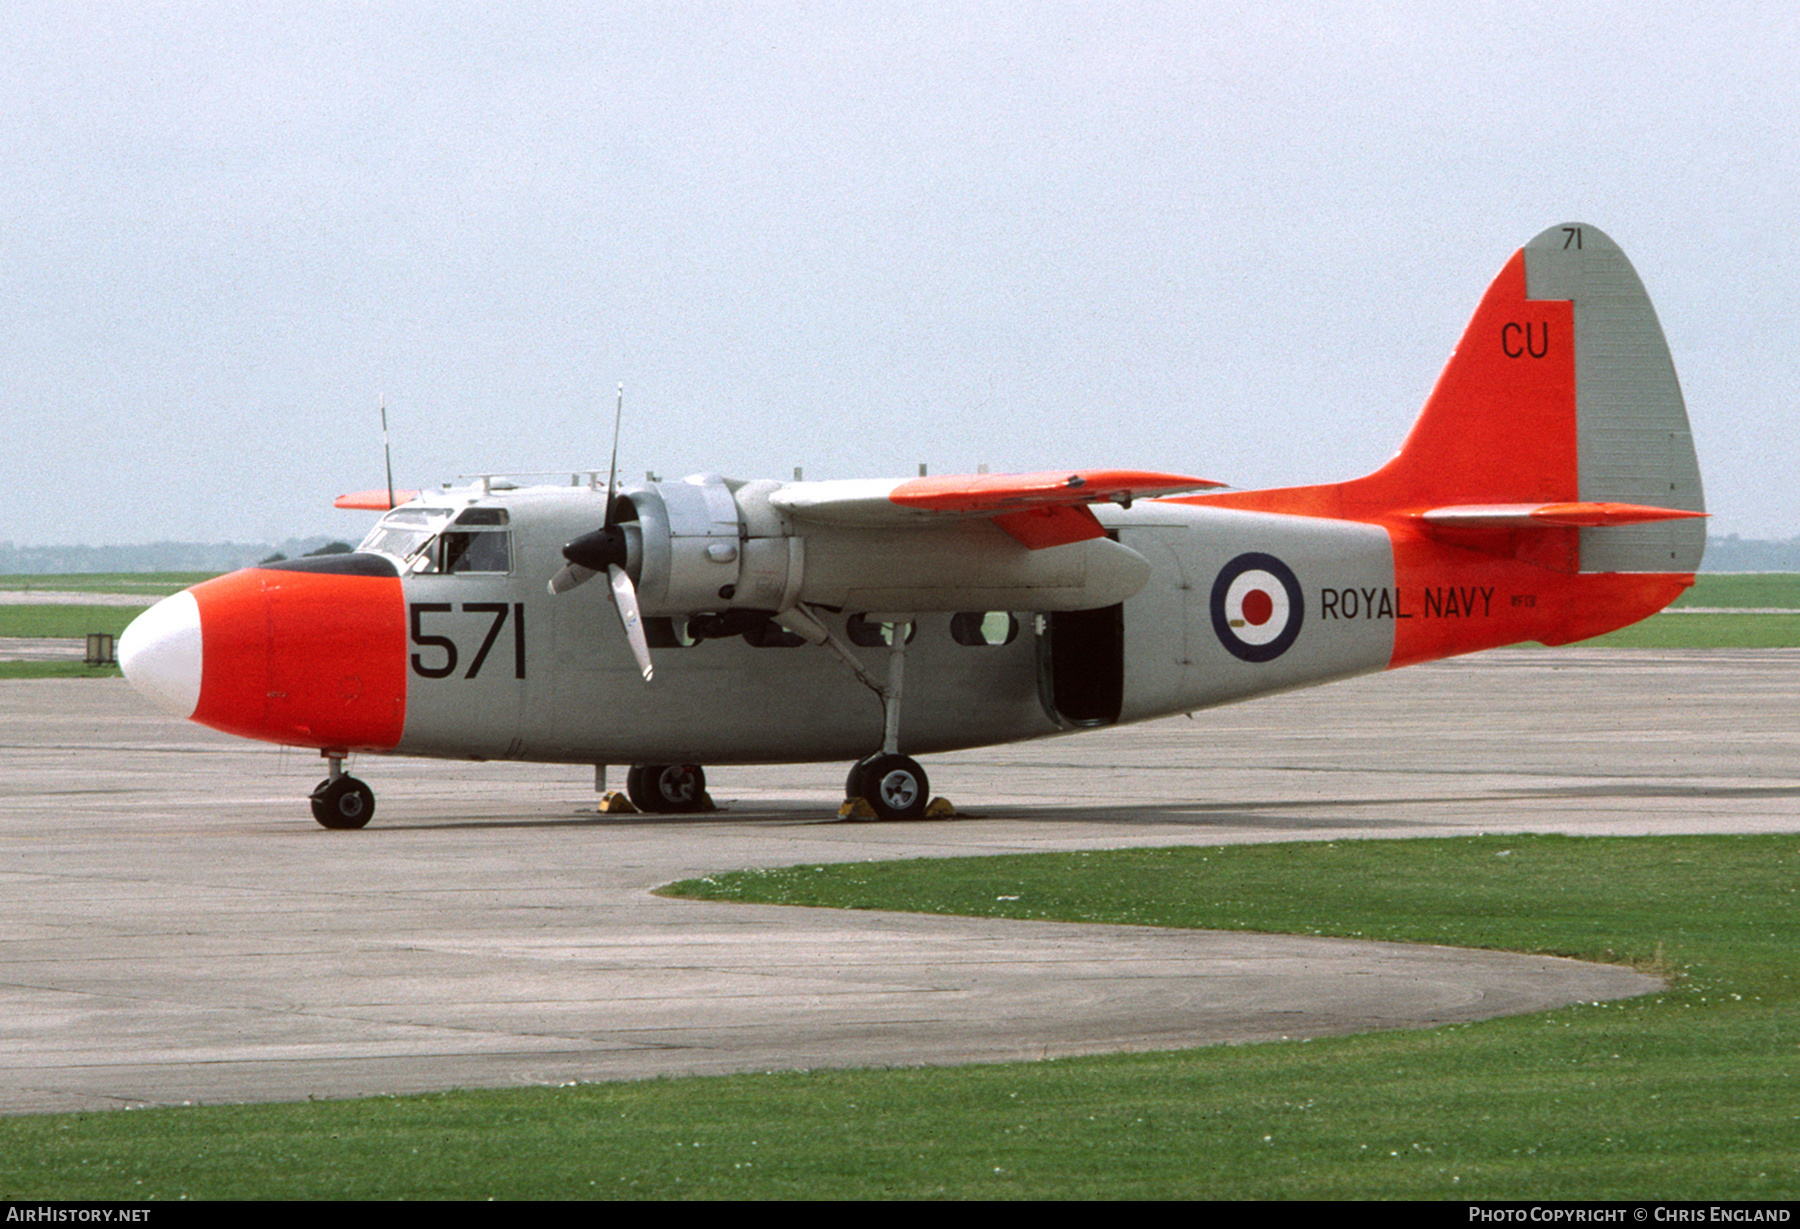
(358, 506, 512, 574)
(357, 508, 450, 562)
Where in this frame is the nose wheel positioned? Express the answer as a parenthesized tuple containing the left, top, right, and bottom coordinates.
(310, 751, 375, 829)
(845, 753, 929, 822)
(310, 774, 375, 829)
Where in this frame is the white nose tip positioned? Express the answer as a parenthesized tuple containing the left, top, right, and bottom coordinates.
(119, 591, 203, 719)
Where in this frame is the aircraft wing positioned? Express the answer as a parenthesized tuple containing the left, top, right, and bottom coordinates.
(770, 469, 1220, 549)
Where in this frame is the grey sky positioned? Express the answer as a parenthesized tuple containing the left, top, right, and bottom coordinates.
(4, 2, 1793, 546)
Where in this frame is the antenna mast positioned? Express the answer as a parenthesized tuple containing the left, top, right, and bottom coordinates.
(380, 398, 396, 510)
(604, 382, 623, 514)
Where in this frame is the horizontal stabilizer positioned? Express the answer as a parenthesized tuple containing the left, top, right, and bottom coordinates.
(1421, 502, 1709, 529)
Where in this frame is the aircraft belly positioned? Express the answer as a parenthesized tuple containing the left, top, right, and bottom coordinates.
(530, 616, 1052, 764)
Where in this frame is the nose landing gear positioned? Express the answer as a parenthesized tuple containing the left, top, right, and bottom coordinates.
(310, 751, 375, 829)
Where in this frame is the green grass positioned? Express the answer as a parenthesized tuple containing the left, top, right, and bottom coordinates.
(1584, 611, 1800, 648)
(0, 575, 191, 652)
(0, 572, 213, 595)
(0, 605, 138, 639)
(0, 661, 122, 679)
(1574, 573, 1800, 647)
(1670, 573, 1800, 609)
(3, 834, 1795, 1199)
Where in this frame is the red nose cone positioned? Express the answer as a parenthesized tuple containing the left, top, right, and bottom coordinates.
(180, 565, 408, 750)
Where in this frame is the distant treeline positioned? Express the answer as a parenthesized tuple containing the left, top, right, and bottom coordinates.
(2, 533, 1797, 575)
(1699, 535, 1800, 572)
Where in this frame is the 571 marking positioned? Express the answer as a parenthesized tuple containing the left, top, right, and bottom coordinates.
(409, 602, 526, 680)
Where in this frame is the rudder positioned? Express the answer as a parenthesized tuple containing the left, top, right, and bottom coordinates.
(1523, 224, 1705, 572)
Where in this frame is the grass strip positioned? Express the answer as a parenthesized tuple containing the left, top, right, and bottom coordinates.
(0, 606, 137, 639)
(0, 573, 213, 595)
(1669, 573, 1800, 609)
(0, 661, 122, 679)
(1582, 612, 1800, 648)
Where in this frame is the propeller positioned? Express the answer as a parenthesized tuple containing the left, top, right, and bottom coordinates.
(547, 384, 654, 682)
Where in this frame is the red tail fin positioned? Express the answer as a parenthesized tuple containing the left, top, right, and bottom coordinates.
(1198, 224, 1704, 575)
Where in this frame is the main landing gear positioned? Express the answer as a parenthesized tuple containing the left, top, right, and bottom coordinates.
(761, 607, 946, 823)
(808, 611, 934, 822)
(844, 752, 930, 822)
(310, 752, 375, 829)
(625, 763, 709, 813)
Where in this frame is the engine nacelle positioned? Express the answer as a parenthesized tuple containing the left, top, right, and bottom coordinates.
(619, 473, 750, 614)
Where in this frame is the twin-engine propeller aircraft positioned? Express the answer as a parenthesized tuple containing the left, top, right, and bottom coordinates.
(120, 223, 1705, 828)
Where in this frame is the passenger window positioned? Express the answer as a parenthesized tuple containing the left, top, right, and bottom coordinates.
(847, 614, 916, 647)
(745, 619, 807, 648)
(950, 611, 1018, 646)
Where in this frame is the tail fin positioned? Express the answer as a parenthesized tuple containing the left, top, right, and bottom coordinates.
(1207, 223, 1706, 573)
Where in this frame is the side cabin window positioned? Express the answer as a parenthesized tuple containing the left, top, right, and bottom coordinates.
(846, 614, 916, 647)
(950, 611, 1019, 647)
(745, 619, 807, 648)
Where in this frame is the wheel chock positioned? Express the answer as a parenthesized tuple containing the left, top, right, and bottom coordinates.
(596, 790, 639, 814)
(924, 796, 957, 818)
(838, 796, 879, 821)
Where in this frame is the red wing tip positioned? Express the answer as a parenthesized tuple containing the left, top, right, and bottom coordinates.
(334, 490, 420, 510)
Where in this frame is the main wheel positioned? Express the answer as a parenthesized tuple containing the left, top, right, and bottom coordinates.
(310, 775, 375, 830)
(854, 753, 928, 822)
(627, 763, 707, 813)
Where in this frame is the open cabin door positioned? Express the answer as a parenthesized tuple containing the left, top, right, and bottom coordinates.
(1036, 604, 1124, 727)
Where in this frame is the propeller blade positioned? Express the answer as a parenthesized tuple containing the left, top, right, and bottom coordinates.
(547, 562, 596, 595)
(609, 564, 654, 682)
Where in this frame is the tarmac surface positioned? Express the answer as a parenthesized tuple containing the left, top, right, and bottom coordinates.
(3, 648, 1795, 1114)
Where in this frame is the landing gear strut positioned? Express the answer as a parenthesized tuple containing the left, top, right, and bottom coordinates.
(310, 752, 375, 829)
(776, 605, 947, 822)
(833, 614, 933, 821)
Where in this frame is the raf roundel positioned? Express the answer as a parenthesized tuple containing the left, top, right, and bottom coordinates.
(1210, 552, 1305, 662)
